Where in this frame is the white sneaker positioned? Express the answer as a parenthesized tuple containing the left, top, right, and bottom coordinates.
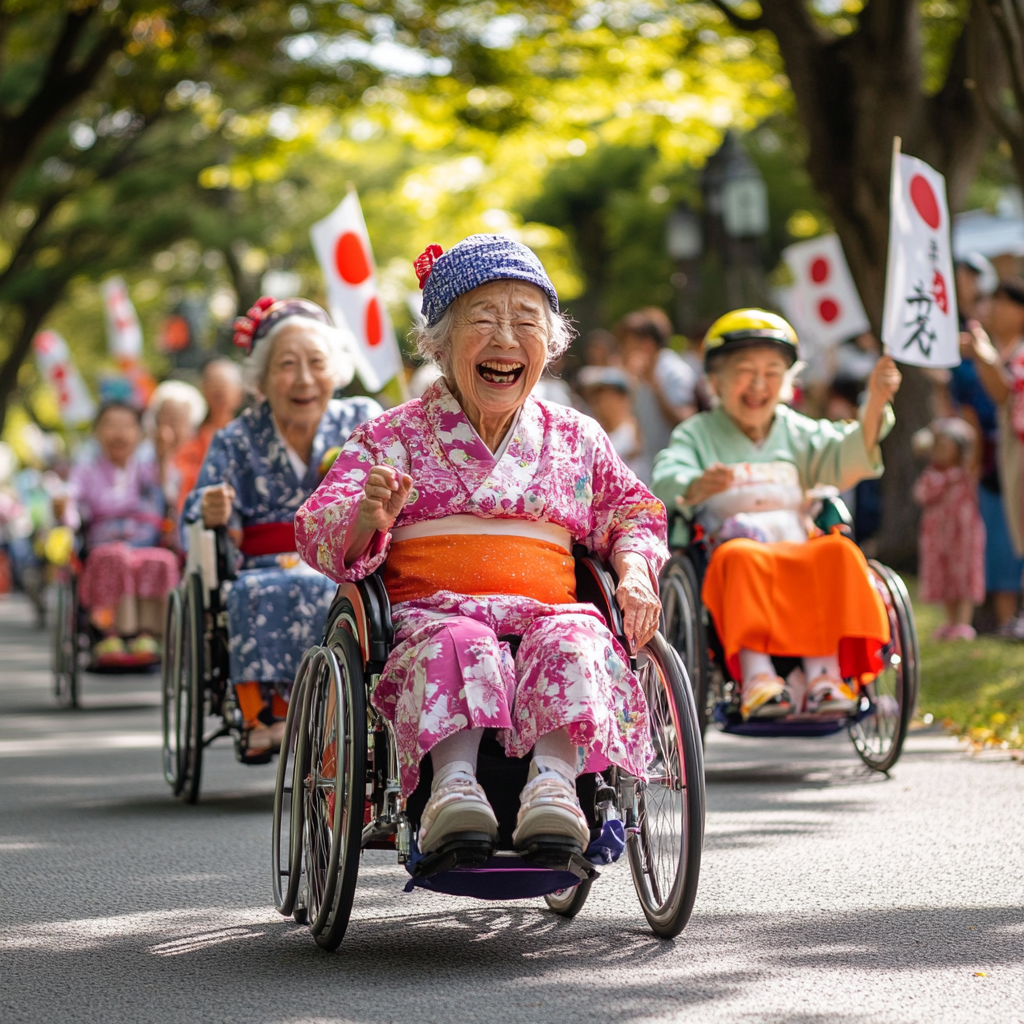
(418, 772, 498, 855)
(512, 769, 590, 851)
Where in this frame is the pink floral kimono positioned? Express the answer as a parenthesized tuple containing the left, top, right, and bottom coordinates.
(295, 379, 668, 796)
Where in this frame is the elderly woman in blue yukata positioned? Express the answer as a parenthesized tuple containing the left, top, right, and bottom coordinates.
(182, 296, 382, 761)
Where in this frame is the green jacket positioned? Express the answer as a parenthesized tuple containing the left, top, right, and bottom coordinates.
(651, 402, 894, 542)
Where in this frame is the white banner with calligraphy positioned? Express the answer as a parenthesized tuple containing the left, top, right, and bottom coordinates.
(881, 148, 960, 368)
(33, 330, 96, 426)
(101, 275, 144, 360)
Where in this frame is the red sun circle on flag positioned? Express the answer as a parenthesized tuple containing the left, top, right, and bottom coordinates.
(810, 257, 830, 284)
(365, 296, 383, 347)
(334, 231, 371, 285)
(909, 174, 941, 229)
(818, 298, 840, 323)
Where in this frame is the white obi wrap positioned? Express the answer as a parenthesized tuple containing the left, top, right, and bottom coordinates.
(696, 461, 808, 545)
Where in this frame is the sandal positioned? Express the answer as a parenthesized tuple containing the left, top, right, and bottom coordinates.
(236, 722, 282, 765)
(93, 636, 127, 665)
(740, 673, 793, 720)
(806, 676, 857, 715)
(127, 634, 161, 660)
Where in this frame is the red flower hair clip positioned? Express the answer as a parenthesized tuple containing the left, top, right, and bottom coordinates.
(232, 295, 277, 354)
(414, 244, 444, 290)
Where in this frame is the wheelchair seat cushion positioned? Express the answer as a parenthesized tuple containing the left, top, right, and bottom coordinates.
(702, 533, 890, 681)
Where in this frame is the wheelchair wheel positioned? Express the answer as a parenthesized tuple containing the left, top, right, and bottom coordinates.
(177, 572, 207, 804)
(544, 880, 592, 918)
(272, 649, 315, 919)
(299, 629, 366, 952)
(161, 587, 184, 791)
(627, 632, 705, 939)
(660, 555, 712, 737)
(52, 573, 79, 709)
(849, 562, 919, 773)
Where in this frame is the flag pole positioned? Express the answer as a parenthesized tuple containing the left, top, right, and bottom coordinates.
(881, 136, 902, 356)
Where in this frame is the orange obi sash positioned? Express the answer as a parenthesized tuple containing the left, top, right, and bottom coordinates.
(382, 515, 577, 606)
(240, 521, 296, 557)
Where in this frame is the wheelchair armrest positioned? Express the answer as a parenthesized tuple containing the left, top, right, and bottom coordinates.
(813, 495, 854, 534)
(213, 525, 238, 582)
(573, 546, 628, 651)
(325, 571, 394, 667)
(185, 521, 236, 594)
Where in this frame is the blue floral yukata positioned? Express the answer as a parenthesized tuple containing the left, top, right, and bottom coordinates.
(182, 397, 382, 687)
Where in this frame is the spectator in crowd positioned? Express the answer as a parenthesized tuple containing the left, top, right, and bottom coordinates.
(913, 418, 985, 640)
(172, 358, 245, 511)
(145, 380, 207, 513)
(576, 366, 646, 479)
(959, 278, 1024, 632)
(532, 353, 574, 406)
(579, 328, 622, 369)
(617, 307, 697, 482)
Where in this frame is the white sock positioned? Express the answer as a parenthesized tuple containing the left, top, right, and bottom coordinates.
(430, 727, 483, 789)
(803, 653, 841, 684)
(531, 728, 578, 784)
(739, 648, 775, 689)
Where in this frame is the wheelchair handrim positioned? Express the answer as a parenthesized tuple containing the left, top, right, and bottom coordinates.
(272, 647, 315, 915)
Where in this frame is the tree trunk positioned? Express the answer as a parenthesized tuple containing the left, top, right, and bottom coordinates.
(0, 300, 56, 433)
(711, 0, 995, 567)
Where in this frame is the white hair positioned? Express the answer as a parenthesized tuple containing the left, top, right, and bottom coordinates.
(243, 315, 357, 393)
(146, 380, 207, 432)
(411, 300, 574, 378)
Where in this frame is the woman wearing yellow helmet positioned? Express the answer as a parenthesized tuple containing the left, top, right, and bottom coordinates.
(652, 308, 903, 720)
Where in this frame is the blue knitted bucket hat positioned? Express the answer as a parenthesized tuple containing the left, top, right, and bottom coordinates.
(415, 234, 559, 327)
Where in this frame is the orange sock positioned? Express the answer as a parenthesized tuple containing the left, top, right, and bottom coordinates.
(271, 693, 289, 720)
(234, 682, 265, 728)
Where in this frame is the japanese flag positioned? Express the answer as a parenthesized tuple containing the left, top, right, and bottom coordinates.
(101, 275, 143, 360)
(782, 234, 870, 349)
(32, 331, 96, 427)
(881, 148, 959, 368)
(310, 190, 402, 392)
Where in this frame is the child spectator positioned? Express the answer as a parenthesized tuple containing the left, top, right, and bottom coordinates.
(576, 366, 646, 481)
(913, 418, 985, 640)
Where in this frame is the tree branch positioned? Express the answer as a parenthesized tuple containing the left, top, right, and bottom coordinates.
(0, 9, 123, 207)
(704, 0, 767, 33)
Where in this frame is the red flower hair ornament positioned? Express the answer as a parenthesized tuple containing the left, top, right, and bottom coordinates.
(414, 244, 444, 289)
(232, 296, 277, 355)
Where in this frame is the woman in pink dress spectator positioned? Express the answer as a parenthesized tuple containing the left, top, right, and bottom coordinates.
(913, 417, 985, 640)
(55, 402, 179, 665)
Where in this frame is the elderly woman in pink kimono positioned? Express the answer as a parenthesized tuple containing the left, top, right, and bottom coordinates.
(296, 235, 667, 863)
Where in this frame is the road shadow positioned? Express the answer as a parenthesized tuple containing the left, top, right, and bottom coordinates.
(1, 900, 1020, 1024)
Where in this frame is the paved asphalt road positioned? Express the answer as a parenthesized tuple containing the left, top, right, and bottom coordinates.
(0, 595, 1022, 1024)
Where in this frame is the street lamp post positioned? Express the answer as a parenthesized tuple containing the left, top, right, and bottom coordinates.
(701, 130, 769, 308)
(665, 202, 703, 335)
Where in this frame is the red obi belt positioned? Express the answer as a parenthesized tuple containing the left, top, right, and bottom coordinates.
(239, 521, 296, 557)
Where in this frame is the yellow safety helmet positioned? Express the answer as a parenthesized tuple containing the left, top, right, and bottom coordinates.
(703, 308, 799, 371)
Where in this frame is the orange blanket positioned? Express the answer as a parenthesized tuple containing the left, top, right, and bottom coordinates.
(702, 533, 889, 681)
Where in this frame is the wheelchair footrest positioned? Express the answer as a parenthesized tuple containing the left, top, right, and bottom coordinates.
(409, 833, 494, 878)
(515, 835, 587, 874)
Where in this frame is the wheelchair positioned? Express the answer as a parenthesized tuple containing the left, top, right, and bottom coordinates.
(51, 526, 163, 709)
(271, 549, 706, 950)
(659, 497, 919, 773)
(161, 522, 242, 803)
